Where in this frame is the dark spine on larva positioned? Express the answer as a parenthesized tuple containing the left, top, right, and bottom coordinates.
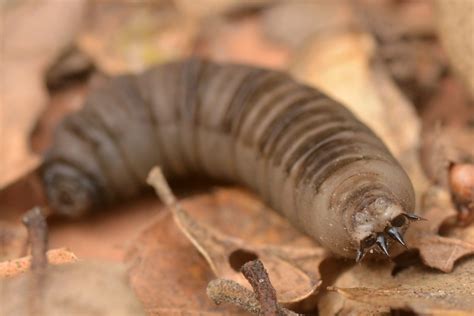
(42, 58, 415, 258)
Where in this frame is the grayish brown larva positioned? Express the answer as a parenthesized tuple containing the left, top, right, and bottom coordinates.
(41, 59, 418, 260)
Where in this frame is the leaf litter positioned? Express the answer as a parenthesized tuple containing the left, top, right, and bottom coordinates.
(0, 0, 87, 189)
(1, 1, 474, 315)
(124, 167, 325, 314)
(0, 207, 145, 316)
(329, 258, 474, 315)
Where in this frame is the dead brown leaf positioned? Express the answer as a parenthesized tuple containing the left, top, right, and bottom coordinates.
(319, 260, 392, 316)
(416, 235, 474, 273)
(126, 211, 245, 315)
(330, 257, 474, 315)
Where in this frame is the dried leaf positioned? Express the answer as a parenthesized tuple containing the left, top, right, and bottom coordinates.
(436, 0, 474, 98)
(420, 78, 474, 188)
(319, 261, 392, 316)
(175, 0, 270, 18)
(126, 168, 324, 313)
(147, 167, 325, 304)
(0, 248, 77, 278)
(77, 2, 197, 75)
(416, 235, 474, 273)
(197, 15, 291, 69)
(406, 187, 474, 272)
(1, 261, 145, 316)
(126, 211, 245, 315)
(330, 258, 474, 315)
(262, 1, 357, 49)
(359, 0, 445, 105)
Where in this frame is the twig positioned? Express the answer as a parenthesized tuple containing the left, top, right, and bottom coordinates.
(241, 259, 280, 315)
(207, 279, 262, 314)
(22, 207, 48, 273)
(241, 259, 286, 316)
(207, 260, 300, 316)
(22, 207, 48, 316)
(147, 167, 177, 207)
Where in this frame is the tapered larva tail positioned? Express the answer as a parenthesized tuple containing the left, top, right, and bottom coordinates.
(41, 58, 416, 259)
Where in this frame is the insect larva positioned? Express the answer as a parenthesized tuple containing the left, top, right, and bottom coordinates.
(41, 58, 418, 260)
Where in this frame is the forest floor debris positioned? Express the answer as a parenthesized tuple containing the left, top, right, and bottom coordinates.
(1, 1, 473, 315)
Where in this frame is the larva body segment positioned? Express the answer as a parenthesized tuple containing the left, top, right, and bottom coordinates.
(42, 59, 416, 259)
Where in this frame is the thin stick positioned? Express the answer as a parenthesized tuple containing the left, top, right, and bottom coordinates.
(22, 207, 48, 273)
(22, 207, 49, 316)
(241, 259, 285, 316)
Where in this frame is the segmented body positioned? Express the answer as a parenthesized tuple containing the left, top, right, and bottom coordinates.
(42, 59, 416, 258)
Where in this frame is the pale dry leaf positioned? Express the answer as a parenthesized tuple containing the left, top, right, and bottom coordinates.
(1, 261, 146, 316)
(436, 0, 474, 98)
(262, 0, 357, 49)
(0, 0, 87, 188)
(197, 15, 291, 69)
(175, 0, 271, 18)
(77, 2, 196, 75)
(0, 248, 77, 278)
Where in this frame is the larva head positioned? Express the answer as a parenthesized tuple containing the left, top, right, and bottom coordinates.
(42, 163, 99, 218)
(308, 158, 417, 260)
(351, 197, 423, 262)
(339, 162, 418, 261)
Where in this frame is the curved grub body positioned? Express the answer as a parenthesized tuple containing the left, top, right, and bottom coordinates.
(42, 59, 416, 258)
